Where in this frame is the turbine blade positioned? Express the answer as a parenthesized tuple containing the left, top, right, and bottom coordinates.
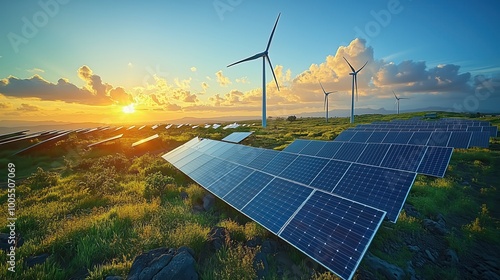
(356, 60, 369, 73)
(266, 13, 281, 52)
(227, 52, 265, 67)
(399, 97, 410, 99)
(319, 81, 326, 94)
(392, 90, 398, 99)
(266, 55, 280, 91)
(343, 57, 355, 73)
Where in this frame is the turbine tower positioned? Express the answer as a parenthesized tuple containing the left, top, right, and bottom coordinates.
(320, 81, 336, 122)
(393, 90, 409, 115)
(227, 13, 281, 128)
(343, 57, 368, 124)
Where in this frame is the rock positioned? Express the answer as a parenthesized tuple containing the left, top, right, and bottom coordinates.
(128, 247, 198, 280)
(180, 191, 188, 200)
(408, 245, 420, 252)
(0, 232, 24, 251)
(246, 236, 262, 248)
(423, 218, 448, 235)
(406, 261, 417, 280)
(105, 276, 124, 280)
(202, 194, 215, 211)
(25, 253, 50, 267)
(253, 251, 269, 279)
(445, 249, 459, 264)
(364, 253, 405, 280)
(403, 204, 422, 218)
(192, 205, 205, 213)
(207, 227, 229, 251)
(261, 239, 278, 254)
(425, 249, 437, 263)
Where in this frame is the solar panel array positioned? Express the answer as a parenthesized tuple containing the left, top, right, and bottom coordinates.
(131, 134, 159, 147)
(87, 134, 123, 148)
(221, 131, 254, 143)
(162, 137, 421, 279)
(283, 139, 452, 178)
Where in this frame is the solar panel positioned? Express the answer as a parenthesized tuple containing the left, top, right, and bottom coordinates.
(366, 131, 388, 143)
(279, 191, 385, 280)
(223, 172, 274, 209)
(231, 146, 264, 166)
(299, 140, 327, 156)
(407, 131, 431, 145)
(482, 126, 498, 137)
(261, 152, 298, 176)
(381, 132, 400, 143)
(131, 134, 159, 147)
(333, 142, 366, 162)
(334, 130, 357, 142)
(393, 132, 413, 144)
(247, 149, 279, 170)
(221, 131, 254, 143)
(333, 164, 416, 222)
(309, 160, 351, 192)
(447, 131, 471, 148)
(316, 141, 344, 158)
(13, 131, 71, 155)
(278, 155, 329, 185)
(468, 131, 490, 148)
(356, 143, 391, 166)
(242, 178, 313, 234)
(87, 134, 123, 148)
(282, 139, 311, 153)
(207, 165, 254, 197)
(427, 131, 451, 147)
(416, 147, 453, 178)
(349, 131, 373, 143)
(380, 144, 426, 172)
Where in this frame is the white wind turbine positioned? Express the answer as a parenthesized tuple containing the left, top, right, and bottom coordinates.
(393, 90, 409, 115)
(227, 13, 281, 128)
(343, 57, 368, 124)
(319, 81, 336, 122)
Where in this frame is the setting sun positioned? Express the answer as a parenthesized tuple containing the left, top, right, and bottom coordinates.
(122, 104, 135, 114)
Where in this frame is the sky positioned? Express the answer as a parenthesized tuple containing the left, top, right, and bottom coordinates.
(1, 0, 499, 125)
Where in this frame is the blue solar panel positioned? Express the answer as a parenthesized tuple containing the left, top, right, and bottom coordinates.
(172, 150, 203, 168)
(381, 132, 400, 143)
(242, 178, 313, 234)
(407, 131, 431, 145)
(279, 191, 385, 280)
(278, 155, 329, 185)
(482, 126, 498, 137)
(334, 130, 357, 141)
(366, 131, 388, 143)
(300, 140, 327, 156)
(207, 166, 253, 197)
(333, 143, 366, 162)
(179, 153, 214, 174)
(349, 131, 373, 143)
(467, 126, 482, 132)
(207, 141, 235, 157)
(380, 144, 426, 172)
(222, 131, 253, 143)
(261, 152, 298, 176)
(316, 142, 344, 158)
(223, 172, 274, 209)
(188, 158, 236, 186)
(333, 164, 416, 222)
(217, 145, 241, 160)
(447, 131, 471, 148)
(283, 139, 311, 153)
(393, 132, 413, 144)
(231, 146, 264, 165)
(428, 131, 451, 146)
(309, 160, 351, 192)
(416, 147, 453, 178)
(468, 131, 490, 148)
(247, 149, 279, 170)
(356, 143, 390, 166)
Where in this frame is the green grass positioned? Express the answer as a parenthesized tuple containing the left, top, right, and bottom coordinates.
(0, 112, 499, 279)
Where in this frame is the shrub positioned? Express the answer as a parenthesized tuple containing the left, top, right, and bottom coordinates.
(81, 166, 121, 195)
(144, 171, 175, 200)
(24, 167, 59, 190)
(287, 115, 297, 122)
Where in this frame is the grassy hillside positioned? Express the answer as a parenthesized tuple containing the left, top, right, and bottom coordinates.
(1, 112, 499, 279)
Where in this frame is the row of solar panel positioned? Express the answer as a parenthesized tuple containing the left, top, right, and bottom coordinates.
(165, 138, 416, 224)
(376, 119, 491, 126)
(282, 139, 452, 178)
(334, 130, 490, 148)
(351, 125, 497, 137)
(162, 137, 389, 280)
(221, 131, 253, 143)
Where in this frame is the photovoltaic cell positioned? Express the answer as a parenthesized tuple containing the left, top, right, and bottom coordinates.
(393, 132, 413, 144)
(380, 144, 426, 172)
(207, 165, 253, 197)
(333, 142, 366, 162)
(416, 147, 453, 178)
(316, 142, 344, 158)
(278, 155, 329, 185)
(447, 131, 471, 148)
(283, 139, 311, 153)
(333, 164, 416, 222)
(468, 131, 490, 148)
(407, 131, 431, 145)
(309, 160, 351, 192)
(261, 152, 298, 176)
(224, 172, 274, 209)
(356, 143, 390, 166)
(349, 131, 372, 143)
(247, 149, 279, 170)
(483, 126, 498, 137)
(300, 141, 327, 156)
(231, 146, 264, 165)
(381, 132, 400, 143)
(428, 131, 451, 146)
(334, 130, 356, 142)
(188, 158, 236, 186)
(221, 131, 253, 143)
(279, 191, 385, 280)
(366, 131, 388, 143)
(242, 178, 313, 234)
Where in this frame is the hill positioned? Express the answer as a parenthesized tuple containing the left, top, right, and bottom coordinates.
(0, 111, 499, 279)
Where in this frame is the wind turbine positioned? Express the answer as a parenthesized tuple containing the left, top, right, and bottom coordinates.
(393, 90, 409, 115)
(227, 13, 281, 128)
(343, 57, 368, 124)
(319, 81, 336, 122)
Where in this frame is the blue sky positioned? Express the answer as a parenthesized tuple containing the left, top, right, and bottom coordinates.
(1, 0, 499, 123)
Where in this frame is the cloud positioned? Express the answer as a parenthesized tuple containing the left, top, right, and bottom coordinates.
(190, 67, 197, 72)
(216, 70, 231, 87)
(0, 102, 12, 109)
(17, 103, 40, 111)
(109, 87, 133, 105)
(27, 68, 45, 73)
(236, 77, 249, 84)
(77, 65, 111, 97)
(201, 82, 209, 92)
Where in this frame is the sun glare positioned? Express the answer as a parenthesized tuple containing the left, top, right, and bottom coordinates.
(122, 104, 135, 114)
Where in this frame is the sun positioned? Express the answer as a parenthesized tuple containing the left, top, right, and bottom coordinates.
(122, 104, 135, 114)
